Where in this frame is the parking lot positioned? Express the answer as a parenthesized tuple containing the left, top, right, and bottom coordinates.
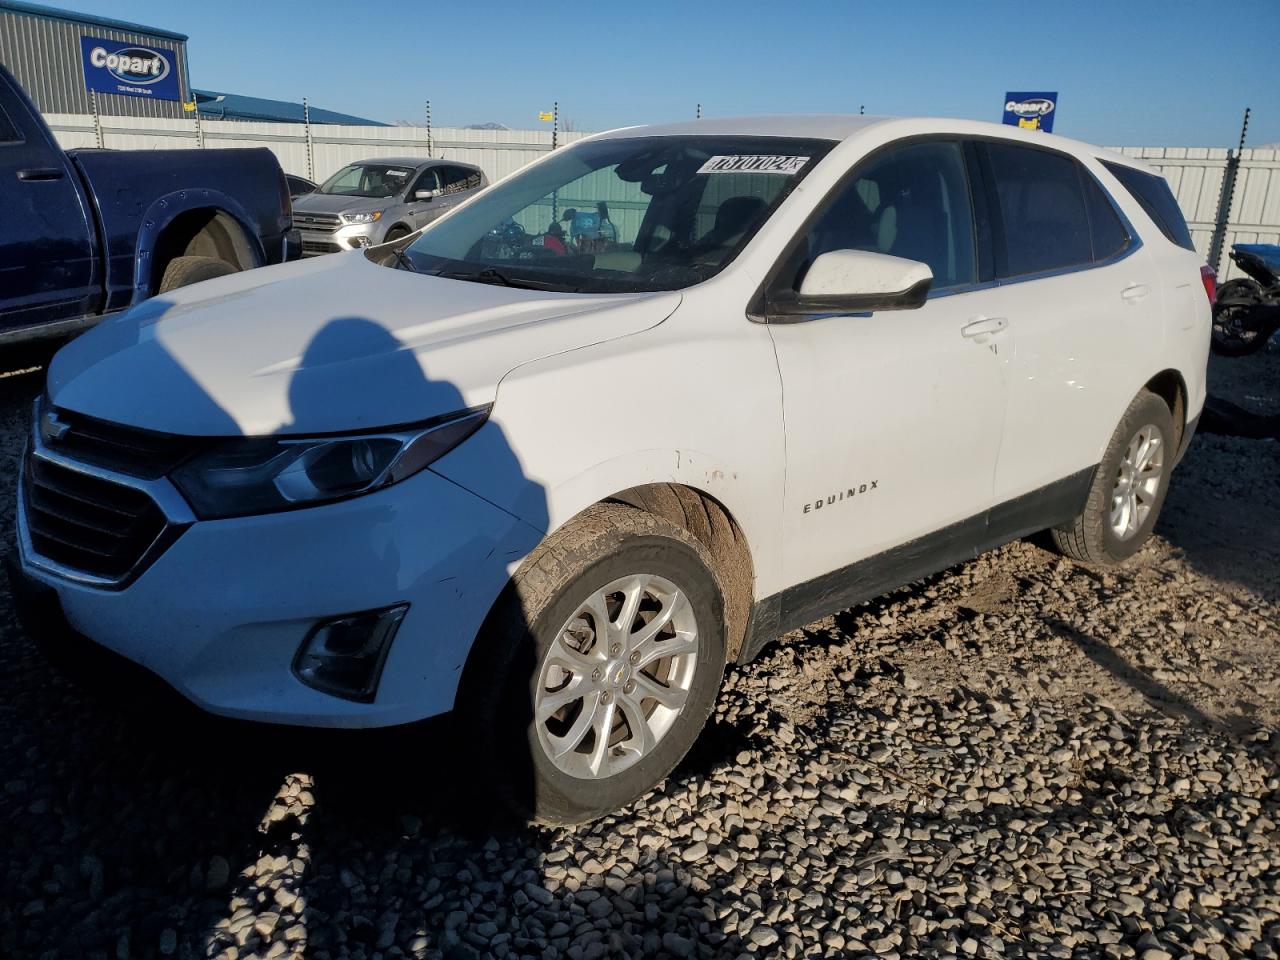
(0, 347, 1276, 960)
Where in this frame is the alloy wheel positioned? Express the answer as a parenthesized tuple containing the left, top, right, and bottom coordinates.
(535, 574, 699, 780)
(1110, 423, 1165, 540)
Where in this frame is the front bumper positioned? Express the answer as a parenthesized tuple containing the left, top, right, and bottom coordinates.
(298, 221, 384, 256)
(14, 466, 542, 727)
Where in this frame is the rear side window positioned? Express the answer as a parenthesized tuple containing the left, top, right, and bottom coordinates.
(985, 142, 1093, 276)
(1102, 160, 1196, 251)
(1081, 172, 1132, 261)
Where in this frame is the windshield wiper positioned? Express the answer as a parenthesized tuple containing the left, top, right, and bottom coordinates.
(439, 267, 573, 292)
(392, 248, 418, 273)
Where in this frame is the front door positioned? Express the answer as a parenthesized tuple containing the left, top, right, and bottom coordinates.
(0, 83, 97, 330)
(769, 139, 1007, 595)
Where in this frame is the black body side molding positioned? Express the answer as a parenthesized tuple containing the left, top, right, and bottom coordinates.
(736, 466, 1095, 664)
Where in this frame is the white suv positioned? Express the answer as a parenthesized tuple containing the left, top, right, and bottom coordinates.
(11, 116, 1211, 823)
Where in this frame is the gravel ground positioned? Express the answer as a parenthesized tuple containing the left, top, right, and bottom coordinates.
(1, 349, 1278, 960)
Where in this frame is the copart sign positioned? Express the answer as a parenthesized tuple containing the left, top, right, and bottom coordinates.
(1002, 92, 1057, 133)
(80, 35, 181, 101)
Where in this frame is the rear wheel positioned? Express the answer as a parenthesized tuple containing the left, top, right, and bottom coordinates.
(1050, 390, 1176, 565)
(1212, 278, 1269, 356)
(456, 504, 727, 825)
(158, 255, 238, 293)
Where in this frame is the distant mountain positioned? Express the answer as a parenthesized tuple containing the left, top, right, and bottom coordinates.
(465, 122, 511, 131)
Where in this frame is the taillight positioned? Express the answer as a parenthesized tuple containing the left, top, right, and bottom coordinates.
(1200, 265, 1216, 303)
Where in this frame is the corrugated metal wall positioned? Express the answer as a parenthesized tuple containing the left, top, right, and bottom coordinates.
(37, 112, 1280, 275)
(0, 8, 189, 118)
(44, 113, 588, 183)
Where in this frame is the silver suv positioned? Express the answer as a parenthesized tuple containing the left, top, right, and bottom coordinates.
(292, 157, 487, 256)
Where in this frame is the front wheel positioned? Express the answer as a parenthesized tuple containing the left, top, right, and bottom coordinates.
(456, 504, 727, 825)
(1050, 390, 1176, 565)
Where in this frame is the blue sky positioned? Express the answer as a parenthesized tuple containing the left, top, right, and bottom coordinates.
(75, 0, 1280, 146)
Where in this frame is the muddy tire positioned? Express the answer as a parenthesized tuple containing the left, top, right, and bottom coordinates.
(1051, 390, 1176, 565)
(456, 503, 727, 825)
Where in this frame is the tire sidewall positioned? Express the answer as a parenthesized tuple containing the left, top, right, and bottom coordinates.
(159, 256, 238, 293)
(1096, 393, 1176, 561)
(512, 536, 725, 824)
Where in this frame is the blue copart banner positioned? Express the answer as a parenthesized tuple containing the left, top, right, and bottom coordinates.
(81, 35, 181, 101)
(1003, 92, 1058, 133)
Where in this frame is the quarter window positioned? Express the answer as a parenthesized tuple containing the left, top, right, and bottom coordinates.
(798, 140, 977, 292)
(1102, 160, 1196, 252)
(985, 142, 1093, 277)
(0, 104, 20, 144)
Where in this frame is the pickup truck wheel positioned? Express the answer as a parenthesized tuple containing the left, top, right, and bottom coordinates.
(456, 503, 727, 825)
(1051, 390, 1175, 565)
(158, 255, 239, 293)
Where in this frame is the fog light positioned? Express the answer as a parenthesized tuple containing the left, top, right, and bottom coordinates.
(348, 236, 372, 248)
(293, 604, 407, 702)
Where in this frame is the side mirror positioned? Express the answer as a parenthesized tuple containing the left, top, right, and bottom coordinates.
(414, 189, 435, 202)
(771, 249, 932, 318)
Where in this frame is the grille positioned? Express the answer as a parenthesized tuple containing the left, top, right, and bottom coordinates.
(41, 407, 203, 479)
(23, 456, 171, 582)
(302, 239, 342, 256)
(294, 212, 342, 230)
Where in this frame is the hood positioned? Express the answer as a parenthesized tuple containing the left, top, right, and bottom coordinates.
(48, 252, 679, 436)
(292, 192, 397, 216)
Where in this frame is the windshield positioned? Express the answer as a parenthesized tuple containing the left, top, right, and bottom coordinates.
(402, 135, 833, 293)
(318, 162, 414, 199)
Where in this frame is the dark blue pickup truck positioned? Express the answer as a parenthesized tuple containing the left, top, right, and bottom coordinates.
(0, 65, 299, 346)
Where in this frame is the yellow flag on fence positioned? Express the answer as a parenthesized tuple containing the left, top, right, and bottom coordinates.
(538, 111, 553, 122)
(182, 101, 197, 112)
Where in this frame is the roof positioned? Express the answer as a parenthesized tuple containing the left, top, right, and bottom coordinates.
(598, 114, 890, 141)
(0, 1, 187, 41)
(193, 90, 387, 126)
(347, 157, 482, 170)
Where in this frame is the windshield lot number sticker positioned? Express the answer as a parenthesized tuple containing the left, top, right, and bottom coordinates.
(698, 155, 810, 175)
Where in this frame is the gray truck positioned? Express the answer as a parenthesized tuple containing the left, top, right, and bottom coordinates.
(292, 158, 487, 255)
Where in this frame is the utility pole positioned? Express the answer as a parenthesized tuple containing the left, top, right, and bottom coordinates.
(1209, 106, 1251, 274)
(425, 100, 433, 158)
(552, 100, 559, 151)
(696, 103, 702, 120)
(90, 90, 103, 148)
(303, 96, 314, 182)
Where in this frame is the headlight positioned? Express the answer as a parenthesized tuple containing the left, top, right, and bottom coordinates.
(341, 210, 383, 224)
(171, 407, 488, 519)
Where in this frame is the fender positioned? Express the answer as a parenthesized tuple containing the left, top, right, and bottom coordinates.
(130, 190, 267, 306)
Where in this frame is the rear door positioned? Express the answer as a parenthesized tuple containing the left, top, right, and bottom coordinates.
(0, 76, 98, 330)
(972, 140, 1164, 503)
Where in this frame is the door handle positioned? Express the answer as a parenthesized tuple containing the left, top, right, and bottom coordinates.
(17, 167, 64, 181)
(961, 316, 1008, 339)
(1121, 283, 1150, 302)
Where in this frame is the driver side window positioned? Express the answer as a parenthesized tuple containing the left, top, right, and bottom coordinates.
(410, 167, 440, 198)
(799, 140, 977, 293)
